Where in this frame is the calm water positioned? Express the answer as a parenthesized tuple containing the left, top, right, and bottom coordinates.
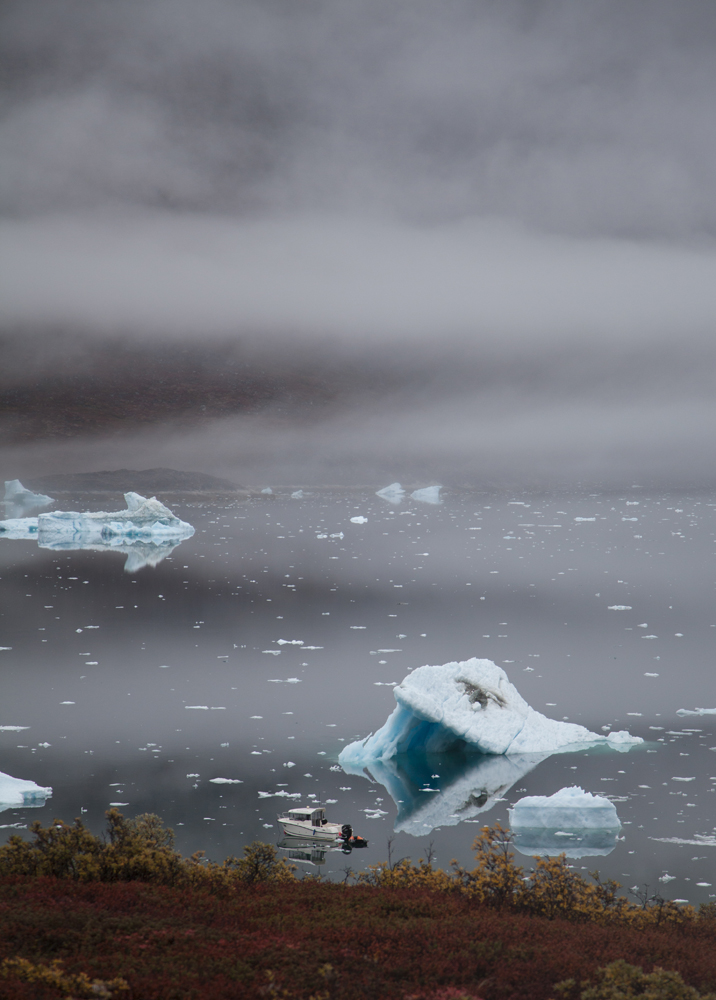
(1, 487, 714, 901)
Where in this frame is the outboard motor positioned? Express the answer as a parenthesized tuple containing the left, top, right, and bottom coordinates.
(341, 824, 353, 841)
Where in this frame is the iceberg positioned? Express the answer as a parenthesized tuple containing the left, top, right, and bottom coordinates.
(411, 485, 442, 504)
(0, 770, 52, 812)
(342, 750, 547, 836)
(676, 707, 716, 717)
(509, 785, 621, 859)
(376, 482, 405, 504)
(3, 479, 54, 506)
(1, 494, 194, 570)
(0, 517, 39, 539)
(339, 659, 642, 764)
(35, 492, 194, 543)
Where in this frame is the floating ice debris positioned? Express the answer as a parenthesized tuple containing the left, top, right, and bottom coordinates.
(0, 726, 28, 732)
(677, 707, 716, 717)
(659, 873, 677, 882)
(509, 786, 621, 858)
(276, 640, 304, 646)
(671, 776, 696, 782)
(261, 487, 273, 494)
(263, 650, 282, 656)
(291, 490, 304, 498)
(3, 480, 53, 506)
(376, 483, 405, 504)
(258, 790, 301, 799)
(0, 770, 52, 810)
(209, 778, 243, 784)
(185, 705, 209, 710)
(574, 517, 596, 522)
(650, 834, 716, 847)
(411, 485, 442, 504)
(350, 516, 368, 524)
(339, 659, 642, 763)
(608, 606, 632, 611)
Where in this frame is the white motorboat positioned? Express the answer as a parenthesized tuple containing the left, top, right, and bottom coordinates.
(277, 806, 347, 842)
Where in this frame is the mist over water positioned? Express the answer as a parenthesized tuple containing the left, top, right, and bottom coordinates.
(1, 1, 715, 904)
(2, 0, 716, 488)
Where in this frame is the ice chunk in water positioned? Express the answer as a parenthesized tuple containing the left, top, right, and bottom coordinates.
(376, 483, 405, 504)
(339, 659, 642, 763)
(37, 493, 194, 542)
(0, 517, 39, 539)
(3, 480, 53, 506)
(411, 485, 442, 504)
(509, 786, 621, 859)
(0, 770, 52, 811)
(676, 707, 716, 716)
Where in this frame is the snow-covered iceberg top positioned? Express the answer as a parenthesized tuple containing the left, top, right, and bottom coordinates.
(36, 492, 194, 542)
(3, 479, 54, 506)
(0, 769, 52, 810)
(339, 659, 642, 763)
(509, 785, 621, 858)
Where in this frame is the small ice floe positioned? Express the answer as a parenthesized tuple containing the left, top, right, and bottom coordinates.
(376, 483, 405, 504)
(291, 490, 304, 498)
(263, 650, 282, 656)
(659, 873, 677, 883)
(3, 480, 53, 506)
(258, 789, 301, 799)
(339, 658, 642, 764)
(677, 707, 716, 717)
(185, 705, 209, 710)
(650, 834, 716, 847)
(0, 770, 52, 811)
(608, 605, 632, 611)
(411, 485, 442, 504)
(350, 516, 368, 524)
(510, 786, 621, 859)
(276, 639, 304, 646)
(261, 487, 273, 494)
(0, 726, 28, 732)
(671, 776, 696, 782)
(209, 778, 243, 785)
(574, 517, 596, 522)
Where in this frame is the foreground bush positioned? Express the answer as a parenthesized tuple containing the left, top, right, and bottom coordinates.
(0, 809, 295, 887)
(0, 880, 714, 999)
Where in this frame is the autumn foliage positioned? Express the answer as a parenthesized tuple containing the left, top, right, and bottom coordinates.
(0, 813, 714, 1000)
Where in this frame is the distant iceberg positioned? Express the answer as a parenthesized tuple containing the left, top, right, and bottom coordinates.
(509, 785, 621, 858)
(676, 707, 716, 717)
(376, 483, 405, 504)
(1, 493, 194, 570)
(0, 770, 52, 811)
(3, 479, 54, 506)
(411, 485, 442, 504)
(339, 659, 642, 764)
(342, 750, 548, 836)
(36, 492, 194, 542)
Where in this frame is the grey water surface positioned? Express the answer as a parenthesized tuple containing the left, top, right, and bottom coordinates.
(1, 487, 714, 901)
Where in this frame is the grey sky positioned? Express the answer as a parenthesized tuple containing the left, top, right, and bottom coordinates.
(1, 0, 715, 487)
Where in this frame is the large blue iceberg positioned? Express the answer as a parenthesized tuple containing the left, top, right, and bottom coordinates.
(339, 658, 641, 763)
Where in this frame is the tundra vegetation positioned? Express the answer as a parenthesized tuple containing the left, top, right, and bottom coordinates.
(0, 811, 714, 999)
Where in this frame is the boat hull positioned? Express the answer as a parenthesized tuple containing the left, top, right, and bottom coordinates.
(279, 820, 342, 841)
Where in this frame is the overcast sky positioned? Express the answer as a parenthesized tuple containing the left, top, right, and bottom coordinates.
(2, 0, 715, 487)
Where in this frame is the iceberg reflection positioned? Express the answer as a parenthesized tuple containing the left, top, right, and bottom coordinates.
(342, 750, 548, 837)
